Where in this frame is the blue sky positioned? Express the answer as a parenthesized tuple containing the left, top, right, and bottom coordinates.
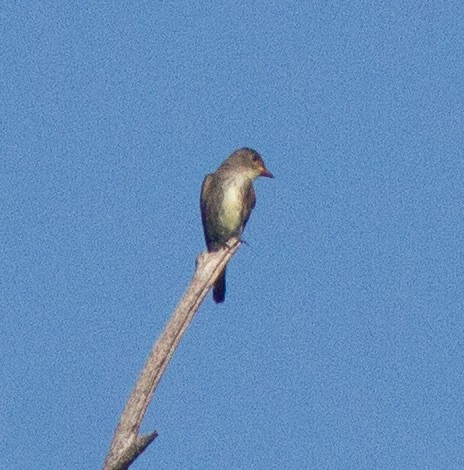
(2, 2, 464, 469)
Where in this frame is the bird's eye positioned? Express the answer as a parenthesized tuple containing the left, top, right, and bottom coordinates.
(252, 154, 259, 162)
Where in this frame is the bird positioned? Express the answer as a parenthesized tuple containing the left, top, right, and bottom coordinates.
(200, 147, 273, 303)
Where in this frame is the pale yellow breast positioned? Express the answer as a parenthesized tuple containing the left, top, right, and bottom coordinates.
(219, 177, 245, 231)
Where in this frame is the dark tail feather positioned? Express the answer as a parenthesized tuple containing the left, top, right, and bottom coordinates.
(213, 268, 226, 303)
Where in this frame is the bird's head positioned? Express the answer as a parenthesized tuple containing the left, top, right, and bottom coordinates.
(224, 147, 274, 180)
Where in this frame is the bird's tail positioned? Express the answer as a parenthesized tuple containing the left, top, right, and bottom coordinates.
(213, 268, 226, 303)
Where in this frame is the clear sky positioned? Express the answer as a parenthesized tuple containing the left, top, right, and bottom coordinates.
(2, 2, 464, 469)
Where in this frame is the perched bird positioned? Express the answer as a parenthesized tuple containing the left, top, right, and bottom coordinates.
(200, 147, 273, 303)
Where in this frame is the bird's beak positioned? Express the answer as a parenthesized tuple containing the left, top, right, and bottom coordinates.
(260, 166, 274, 178)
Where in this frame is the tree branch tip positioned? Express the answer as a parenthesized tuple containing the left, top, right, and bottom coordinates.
(117, 432, 157, 468)
(226, 237, 240, 249)
(197, 238, 240, 266)
(136, 431, 158, 450)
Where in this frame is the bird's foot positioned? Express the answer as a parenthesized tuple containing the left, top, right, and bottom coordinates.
(225, 237, 241, 249)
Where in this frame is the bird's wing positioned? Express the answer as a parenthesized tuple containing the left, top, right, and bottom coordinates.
(200, 174, 212, 216)
(200, 174, 213, 244)
(241, 183, 256, 230)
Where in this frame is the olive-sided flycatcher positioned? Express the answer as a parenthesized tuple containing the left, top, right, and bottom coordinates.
(200, 147, 273, 303)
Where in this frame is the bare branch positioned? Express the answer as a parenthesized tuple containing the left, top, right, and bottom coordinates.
(102, 239, 241, 470)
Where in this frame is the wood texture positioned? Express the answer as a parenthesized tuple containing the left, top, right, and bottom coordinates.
(102, 239, 241, 470)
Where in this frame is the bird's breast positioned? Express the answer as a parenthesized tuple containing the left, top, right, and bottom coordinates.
(219, 176, 246, 231)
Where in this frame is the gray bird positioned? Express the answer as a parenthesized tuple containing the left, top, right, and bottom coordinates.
(200, 147, 273, 302)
